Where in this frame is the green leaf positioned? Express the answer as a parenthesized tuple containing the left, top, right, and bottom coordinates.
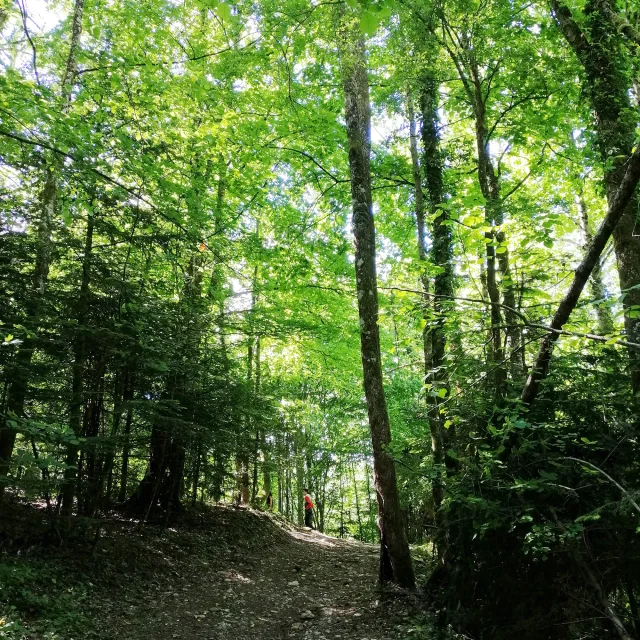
(360, 11, 380, 36)
(217, 2, 232, 20)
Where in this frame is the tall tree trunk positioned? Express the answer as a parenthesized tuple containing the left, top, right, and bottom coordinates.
(212, 451, 225, 502)
(444, 38, 523, 390)
(339, 463, 345, 538)
(251, 336, 261, 502)
(407, 91, 432, 376)
(128, 420, 171, 514)
(191, 442, 201, 508)
(251, 430, 259, 502)
(409, 80, 453, 558)
(552, 0, 640, 395)
(286, 462, 291, 520)
(468, 62, 517, 395)
(351, 461, 363, 540)
(339, 14, 415, 589)
(294, 430, 304, 526)
(240, 454, 250, 505)
(83, 357, 106, 515)
(99, 372, 125, 509)
(417, 72, 454, 558)
(319, 464, 328, 533)
(118, 384, 134, 503)
(277, 432, 284, 512)
(61, 208, 94, 516)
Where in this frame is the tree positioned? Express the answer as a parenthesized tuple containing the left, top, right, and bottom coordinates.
(338, 9, 415, 589)
(551, 0, 640, 396)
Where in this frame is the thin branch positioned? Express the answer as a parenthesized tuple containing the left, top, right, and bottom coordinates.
(379, 285, 640, 351)
(75, 38, 260, 76)
(16, 0, 40, 85)
(486, 92, 549, 142)
(562, 458, 640, 516)
(501, 142, 549, 203)
(267, 145, 348, 184)
(380, 285, 532, 325)
(483, 57, 502, 102)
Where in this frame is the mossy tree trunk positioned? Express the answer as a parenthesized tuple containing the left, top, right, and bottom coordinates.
(338, 12, 415, 589)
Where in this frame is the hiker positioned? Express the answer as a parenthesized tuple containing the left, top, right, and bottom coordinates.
(303, 488, 314, 529)
(266, 491, 274, 511)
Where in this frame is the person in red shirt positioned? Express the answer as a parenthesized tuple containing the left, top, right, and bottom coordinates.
(303, 488, 314, 529)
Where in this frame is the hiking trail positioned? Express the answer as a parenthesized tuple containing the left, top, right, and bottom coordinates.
(98, 506, 437, 640)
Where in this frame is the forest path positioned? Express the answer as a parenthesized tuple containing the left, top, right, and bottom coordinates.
(104, 506, 435, 640)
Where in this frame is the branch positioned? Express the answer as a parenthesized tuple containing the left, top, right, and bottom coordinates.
(483, 57, 502, 103)
(521, 142, 640, 407)
(501, 142, 549, 203)
(75, 39, 260, 76)
(16, 0, 40, 85)
(527, 324, 640, 351)
(439, 20, 475, 106)
(486, 92, 549, 143)
(562, 457, 640, 516)
(380, 285, 640, 351)
(267, 145, 348, 184)
(380, 285, 531, 325)
(600, 0, 640, 49)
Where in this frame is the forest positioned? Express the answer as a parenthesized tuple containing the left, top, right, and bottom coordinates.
(1, 0, 640, 637)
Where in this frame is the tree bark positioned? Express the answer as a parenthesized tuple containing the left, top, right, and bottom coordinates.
(339, 14, 415, 588)
(351, 461, 363, 540)
(191, 442, 201, 508)
(411, 73, 452, 557)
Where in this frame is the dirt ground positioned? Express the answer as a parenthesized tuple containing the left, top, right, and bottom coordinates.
(106, 507, 439, 640)
(0, 503, 445, 640)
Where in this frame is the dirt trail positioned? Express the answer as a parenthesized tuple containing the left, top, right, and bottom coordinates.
(104, 507, 435, 640)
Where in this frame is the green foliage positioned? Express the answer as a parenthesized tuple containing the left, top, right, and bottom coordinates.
(1, 0, 640, 636)
(0, 561, 97, 639)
